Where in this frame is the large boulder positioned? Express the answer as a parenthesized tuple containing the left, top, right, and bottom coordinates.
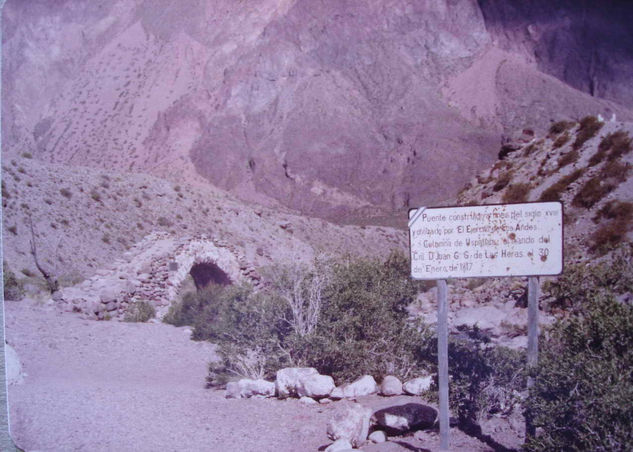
(327, 403, 372, 448)
(379, 375, 403, 396)
(297, 373, 335, 399)
(342, 375, 378, 398)
(373, 403, 437, 434)
(403, 376, 433, 395)
(225, 379, 275, 399)
(275, 367, 319, 398)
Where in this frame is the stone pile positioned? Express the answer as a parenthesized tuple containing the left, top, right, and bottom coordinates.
(53, 232, 261, 320)
(225, 367, 437, 450)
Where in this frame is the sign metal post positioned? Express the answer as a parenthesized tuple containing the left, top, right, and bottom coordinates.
(526, 275, 540, 438)
(437, 279, 450, 451)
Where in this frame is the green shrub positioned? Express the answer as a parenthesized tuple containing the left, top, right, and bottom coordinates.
(124, 300, 156, 322)
(526, 294, 633, 451)
(420, 327, 526, 428)
(572, 115, 603, 150)
(3, 262, 23, 300)
(502, 183, 531, 203)
(294, 252, 428, 383)
(59, 188, 72, 199)
(90, 190, 101, 202)
(172, 253, 430, 385)
(543, 244, 633, 312)
(21, 152, 32, 159)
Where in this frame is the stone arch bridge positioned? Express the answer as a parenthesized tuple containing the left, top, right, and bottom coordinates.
(56, 232, 261, 320)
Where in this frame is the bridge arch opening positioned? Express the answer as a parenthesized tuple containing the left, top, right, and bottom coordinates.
(189, 261, 232, 290)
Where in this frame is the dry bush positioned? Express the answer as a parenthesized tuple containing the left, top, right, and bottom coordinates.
(572, 115, 603, 150)
(573, 160, 629, 209)
(552, 131, 571, 149)
(589, 201, 633, 255)
(589, 130, 632, 166)
(538, 169, 584, 202)
(556, 149, 578, 168)
(572, 177, 614, 208)
(493, 171, 513, 192)
(502, 183, 531, 203)
(548, 120, 575, 138)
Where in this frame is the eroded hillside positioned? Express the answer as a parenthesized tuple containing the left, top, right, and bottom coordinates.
(4, 0, 632, 219)
(1, 158, 406, 292)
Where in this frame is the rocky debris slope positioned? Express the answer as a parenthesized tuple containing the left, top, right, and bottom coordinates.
(457, 116, 633, 261)
(4, 0, 633, 219)
(2, 157, 407, 292)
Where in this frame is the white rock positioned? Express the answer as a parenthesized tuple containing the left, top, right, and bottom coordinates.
(368, 430, 387, 443)
(325, 438, 354, 452)
(342, 375, 377, 398)
(403, 376, 433, 395)
(275, 367, 318, 398)
(380, 375, 402, 396)
(297, 373, 335, 399)
(330, 386, 344, 399)
(225, 379, 275, 399)
(299, 396, 317, 405)
(319, 398, 333, 405)
(327, 403, 372, 447)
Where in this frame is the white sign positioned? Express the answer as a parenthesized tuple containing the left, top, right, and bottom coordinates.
(409, 202, 563, 279)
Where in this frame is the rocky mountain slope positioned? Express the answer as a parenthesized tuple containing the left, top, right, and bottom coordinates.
(4, 0, 632, 220)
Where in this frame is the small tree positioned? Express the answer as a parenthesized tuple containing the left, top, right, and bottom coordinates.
(27, 214, 58, 294)
(264, 261, 329, 337)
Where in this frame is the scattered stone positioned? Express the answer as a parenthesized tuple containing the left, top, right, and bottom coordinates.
(297, 373, 335, 399)
(342, 375, 377, 398)
(225, 379, 275, 399)
(373, 403, 437, 434)
(368, 430, 387, 443)
(327, 403, 372, 447)
(325, 438, 353, 452)
(379, 375, 402, 396)
(275, 367, 318, 399)
(403, 376, 433, 395)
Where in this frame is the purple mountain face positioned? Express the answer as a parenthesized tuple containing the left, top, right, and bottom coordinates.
(3, 0, 632, 221)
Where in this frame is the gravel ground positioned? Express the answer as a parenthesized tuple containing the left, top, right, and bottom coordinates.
(5, 298, 497, 452)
